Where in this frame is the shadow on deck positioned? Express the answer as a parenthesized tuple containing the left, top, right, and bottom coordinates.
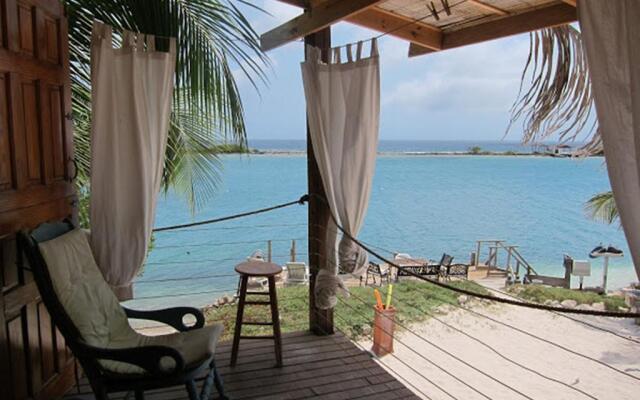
(64, 331, 420, 399)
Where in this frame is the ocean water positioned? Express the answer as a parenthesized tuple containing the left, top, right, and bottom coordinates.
(249, 139, 544, 153)
(125, 146, 636, 310)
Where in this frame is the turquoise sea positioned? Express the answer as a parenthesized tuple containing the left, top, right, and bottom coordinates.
(125, 141, 636, 310)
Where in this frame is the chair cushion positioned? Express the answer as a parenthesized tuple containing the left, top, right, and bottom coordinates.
(38, 228, 223, 374)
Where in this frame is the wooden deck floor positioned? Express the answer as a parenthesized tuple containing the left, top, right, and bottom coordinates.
(64, 331, 420, 400)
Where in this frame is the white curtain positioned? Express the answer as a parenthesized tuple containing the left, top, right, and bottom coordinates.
(579, 0, 640, 279)
(90, 21, 176, 300)
(301, 40, 380, 309)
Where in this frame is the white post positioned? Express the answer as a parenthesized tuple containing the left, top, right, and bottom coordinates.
(602, 255, 609, 293)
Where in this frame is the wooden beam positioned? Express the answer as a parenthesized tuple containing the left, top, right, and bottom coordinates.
(468, 0, 507, 15)
(275, 1, 442, 51)
(409, 2, 577, 57)
(348, 8, 442, 51)
(306, 28, 334, 336)
(261, 0, 383, 51)
(563, 0, 577, 7)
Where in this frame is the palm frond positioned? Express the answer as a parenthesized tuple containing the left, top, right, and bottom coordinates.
(507, 26, 599, 154)
(585, 191, 618, 225)
(64, 0, 267, 210)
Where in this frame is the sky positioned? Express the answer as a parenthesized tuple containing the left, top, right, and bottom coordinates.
(234, 1, 533, 142)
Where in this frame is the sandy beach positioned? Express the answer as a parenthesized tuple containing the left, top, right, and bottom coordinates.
(359, 290, 640, 400)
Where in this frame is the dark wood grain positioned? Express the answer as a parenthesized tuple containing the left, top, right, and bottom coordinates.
(65, 331, 421, 400)
(305, 27, 334, 336)
(0, 1, 76, 399)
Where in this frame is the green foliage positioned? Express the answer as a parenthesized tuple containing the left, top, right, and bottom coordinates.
(468, 146, 483, 155)
(585, 191, 619, 225)
(204, 280, 489, 341)
(508, 284, 626, 311)
(64, 0, 267, 214)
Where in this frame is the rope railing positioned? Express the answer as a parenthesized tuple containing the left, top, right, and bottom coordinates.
(153, 222, 307, 234)
(304, 193, 640, 319)
(152, 196, 308, 232)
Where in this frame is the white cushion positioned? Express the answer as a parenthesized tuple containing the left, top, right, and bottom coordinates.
(38, 228, 222, 374)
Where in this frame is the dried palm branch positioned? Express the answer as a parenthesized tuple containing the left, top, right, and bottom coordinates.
(506, 25, 599, 154)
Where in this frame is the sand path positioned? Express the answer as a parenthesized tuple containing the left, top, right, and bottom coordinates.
(359, 286, 640, 400)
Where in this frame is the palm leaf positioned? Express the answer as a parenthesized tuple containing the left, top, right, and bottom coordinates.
(585, 191, 618, 225)
(64, 0, 267, 211)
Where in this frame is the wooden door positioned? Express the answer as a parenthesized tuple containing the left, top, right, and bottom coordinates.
(0, 0, 77, 399)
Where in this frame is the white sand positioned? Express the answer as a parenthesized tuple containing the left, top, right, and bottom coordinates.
(360, 298, 640, 400)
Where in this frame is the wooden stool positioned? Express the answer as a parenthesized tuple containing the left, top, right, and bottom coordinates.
(230, 261, 283, 367)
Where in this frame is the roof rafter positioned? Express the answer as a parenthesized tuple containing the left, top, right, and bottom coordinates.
(467, 0, 507, 15)
(261, 0, 385, 51)
(348, 8, 442, 51)
(409, 2, 577, 57)
(273, 0, 442, 51)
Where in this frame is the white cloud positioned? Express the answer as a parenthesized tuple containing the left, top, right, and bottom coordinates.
(251, 1, 301, 33)
(382, 36, 530, 112)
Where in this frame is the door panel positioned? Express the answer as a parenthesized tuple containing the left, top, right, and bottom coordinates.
(0, 0, 77, 399)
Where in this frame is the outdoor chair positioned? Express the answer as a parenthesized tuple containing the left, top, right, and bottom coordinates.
(361, 262, 390, 286)
(285, 261, 309, 285)
(444, 263, 469, 280)
(19, 222, 227, 400)
(425, 253, 455, 280)
(393, 253, 424, 281)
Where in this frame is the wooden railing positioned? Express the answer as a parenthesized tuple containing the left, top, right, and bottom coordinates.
(474, 240, 539, 278)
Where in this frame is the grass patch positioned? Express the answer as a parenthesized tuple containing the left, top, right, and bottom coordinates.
(204, 280, 489, 341)
(508, 284, 626, 311)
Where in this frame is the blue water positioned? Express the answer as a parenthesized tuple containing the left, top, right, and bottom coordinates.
(125, 150, 636, 310)
(249, 139, 545, 153)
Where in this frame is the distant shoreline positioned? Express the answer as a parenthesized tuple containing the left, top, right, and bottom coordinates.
(233, 149, 604, 158)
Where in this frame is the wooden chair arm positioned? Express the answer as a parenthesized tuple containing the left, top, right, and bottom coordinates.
(123, 307, 205, 332)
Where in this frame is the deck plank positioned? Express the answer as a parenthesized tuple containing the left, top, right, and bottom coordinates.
(63, 331, 421, 400)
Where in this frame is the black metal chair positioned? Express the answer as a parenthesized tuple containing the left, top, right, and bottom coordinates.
(444, 263, 469, 280)
(19, 221, 228, 400)
(424, 253, 454, 280)
(361, 262, 390, 286)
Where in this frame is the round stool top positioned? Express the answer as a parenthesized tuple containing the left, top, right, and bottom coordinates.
(235, 260, 282, 277)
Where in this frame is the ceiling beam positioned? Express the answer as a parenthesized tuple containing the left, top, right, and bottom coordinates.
(409, 2, 577, 57)
(274, 0, 442, 51)
(261, 0, 384, 51)
(563, 0, 577, 6)
(348, 8, 442, 51)
(468, 0, 508, 15)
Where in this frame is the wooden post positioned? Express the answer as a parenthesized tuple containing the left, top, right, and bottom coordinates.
(267, 240, 272, 263)
(475, 241, 481, 266)
(291, 239, 296, 262)
(306, 27, 334, 336)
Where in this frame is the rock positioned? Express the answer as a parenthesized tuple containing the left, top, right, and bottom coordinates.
(561, 299, 578, 309)
(457, 295, 469, 305)
(550, 300, 561, 307)
(575, 304, 593, 311)
(543, 299, 553, 306)
(618, 306, 630, 313)
(361, 325, 372, 336)
(591, 302, 606, 311)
